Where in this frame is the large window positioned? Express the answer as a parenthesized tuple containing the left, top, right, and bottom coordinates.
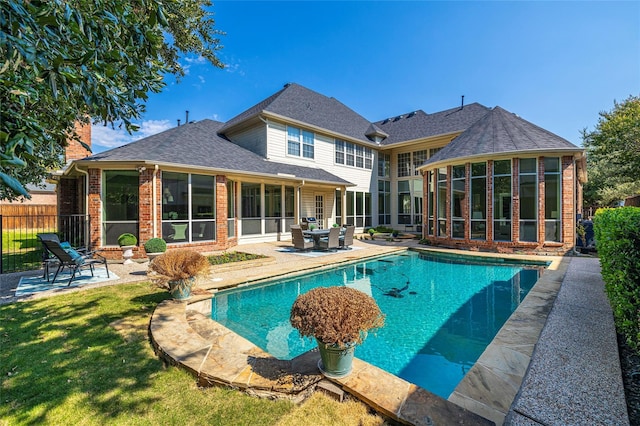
(227, 180, 235, 238)
(378, 153, 390, 178)
(451, 165, 466, 238)
(437, 168, 447, 237)
(103, 170, 139, 245)
(162, 172, 215, 243)
(470, 162, 487, 240)
(335, 190, 342, 225)
(378, 180, 391, 225)
(335, 140, 372, 169)
(398, 181, 411, 225)
(413, 150, 427, 176)
(493, 160, 512, 241)
(345, 191, 371, 227)
(241, 183, 261, 235)
(519, 158, 538, 242)
(544, 157, 561, 242)
(287, 126, 314, 159)
(264, 184, 282, 233)
(397, 152, 411, 177)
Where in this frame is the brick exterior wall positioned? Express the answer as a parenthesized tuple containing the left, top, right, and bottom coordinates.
(422, 155, 579, 254)
(83, 168, 237, 260)
(65, 122, 92, 162)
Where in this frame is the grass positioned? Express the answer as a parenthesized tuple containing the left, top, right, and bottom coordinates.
(2, 229, 52, 273)
(0, 282, 387, 425)
(207, 251, 268, 265)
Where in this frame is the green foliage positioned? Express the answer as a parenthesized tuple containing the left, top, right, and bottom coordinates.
(0, 0, 224, 199)
(583, 96, 640, 207)
(374, 226, 394, 233)
(207, 251, 267, 265)
(117, 233, 137, 246)
(0, 283, 295, 424)
(143, 237, 166, 253)
(593, 207, 640, 350)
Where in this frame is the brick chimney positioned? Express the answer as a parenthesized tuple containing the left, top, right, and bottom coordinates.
(65, 122, 92, 162)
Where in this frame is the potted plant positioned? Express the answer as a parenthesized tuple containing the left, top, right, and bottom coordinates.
(117, 233, 137, 264)
(148, 249, 210, 300)
(368, 228, 375, 240)
(290, 286, 385, 378)
(144, 237, 167, 262)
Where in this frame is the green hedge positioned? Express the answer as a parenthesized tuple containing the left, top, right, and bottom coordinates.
(594, 207, 640, 350)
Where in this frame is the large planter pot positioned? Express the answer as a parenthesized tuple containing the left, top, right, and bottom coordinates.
(121, 245, 135, 264)
(146, 252, 164, 263)
(169, 277, 195, 300)
(316, 339, 356, 379)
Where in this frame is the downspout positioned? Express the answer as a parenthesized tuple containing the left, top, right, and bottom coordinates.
(73, 163, 90, 248)
(152, 165, 159, 237)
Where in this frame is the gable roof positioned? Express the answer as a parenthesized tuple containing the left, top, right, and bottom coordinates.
(422, 106, 582, 167)
(75, 120, 352, 186)
(374, 103, 491, 145)
(219, 83, 376, 144)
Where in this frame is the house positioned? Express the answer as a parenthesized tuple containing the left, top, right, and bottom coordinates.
(60, 83, 586, 258)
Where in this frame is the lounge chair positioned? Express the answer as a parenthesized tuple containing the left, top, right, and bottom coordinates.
(37, 233, 88, 282)
(40, 239, 109, 285)
(339, 225, 355, 250)
(318, 226, 340, 251)
(291, 226, 314, 251)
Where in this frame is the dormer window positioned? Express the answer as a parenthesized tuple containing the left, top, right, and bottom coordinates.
(287, 126, 314, 159)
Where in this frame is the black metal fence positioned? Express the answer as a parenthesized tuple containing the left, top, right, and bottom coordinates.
(0, 214, 91, 274)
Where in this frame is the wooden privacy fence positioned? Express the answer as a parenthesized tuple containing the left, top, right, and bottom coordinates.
(0, 205, 57, 230)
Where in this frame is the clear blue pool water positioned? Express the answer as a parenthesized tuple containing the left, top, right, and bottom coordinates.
(211, 250, 543, 398)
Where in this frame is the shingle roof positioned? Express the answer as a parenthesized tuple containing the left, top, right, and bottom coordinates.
(220, 83, 376, 144)
(79, 120, 352, 186)
(373, 103, 491, 145)
(423, 106, 581, 166)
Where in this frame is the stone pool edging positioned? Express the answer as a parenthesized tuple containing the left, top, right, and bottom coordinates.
(149, 248, 564, 425)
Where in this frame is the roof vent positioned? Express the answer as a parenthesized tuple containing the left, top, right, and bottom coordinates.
(407, 111, 416, 118)
(382, 119, 389, 124)
(283, 82, 293, 88)
(393, 115, 403, 122)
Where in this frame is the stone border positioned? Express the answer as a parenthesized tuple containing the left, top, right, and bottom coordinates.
(149, 249, 565, 425)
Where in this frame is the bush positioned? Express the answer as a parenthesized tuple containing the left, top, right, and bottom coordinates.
(117, 233, 137, 246)
(594, 207, 640, 350)
(148, 249, 210, 289)
(143, 237, 167, 253)
(290, 286, 385, 348)
(208, 251, 266, 265)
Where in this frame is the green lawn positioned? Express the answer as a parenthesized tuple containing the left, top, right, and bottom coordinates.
(2, 229, 52, 273)
(0, 282, 386, 425)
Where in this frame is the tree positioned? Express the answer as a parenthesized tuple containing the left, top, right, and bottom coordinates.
(583, 95, 640, 207)
(0, 0, 224, 199)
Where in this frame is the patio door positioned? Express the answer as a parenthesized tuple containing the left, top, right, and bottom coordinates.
(315, 195, 324, 229)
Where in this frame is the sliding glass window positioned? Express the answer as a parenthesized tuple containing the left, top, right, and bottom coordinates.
(493, 160, 512, 241)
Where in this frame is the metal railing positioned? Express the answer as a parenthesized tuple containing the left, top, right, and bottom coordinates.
(0, 214, 91, 274)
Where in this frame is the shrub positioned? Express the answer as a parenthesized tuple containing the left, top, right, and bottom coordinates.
(594, 207, 640, 350)
(375, 226, 394, 233)
(117, 233, 137, 246)
(148, 249, 210, 289)
(290, 286, 385, 348)
(208, 251, 266, 265)
(143, 237, 167, 253)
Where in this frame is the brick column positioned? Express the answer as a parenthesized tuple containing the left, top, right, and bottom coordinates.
(538, 157, 546, 243)
(216, 176, 228, 246)
(512, 159, 520, 243)
(87, 168, 102, 249)
(561, 156, 575, 248)
(486, 160, 494, 242)
(138, 169, 153, 245)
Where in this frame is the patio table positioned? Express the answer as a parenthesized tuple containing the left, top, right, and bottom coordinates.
(302, 229, 330, 249)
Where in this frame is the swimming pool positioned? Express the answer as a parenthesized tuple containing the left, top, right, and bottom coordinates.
(211, 250, 543, 398)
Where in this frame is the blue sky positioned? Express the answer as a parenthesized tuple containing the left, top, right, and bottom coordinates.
(92, 1, 640, 153)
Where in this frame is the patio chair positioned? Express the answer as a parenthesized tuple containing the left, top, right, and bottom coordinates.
(40, 239, 109, 286)
(37, 233, 88, 282)
(318, 226, 340, 251)
(339, 225, 355, 250)
(291, 226, 314, 251)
